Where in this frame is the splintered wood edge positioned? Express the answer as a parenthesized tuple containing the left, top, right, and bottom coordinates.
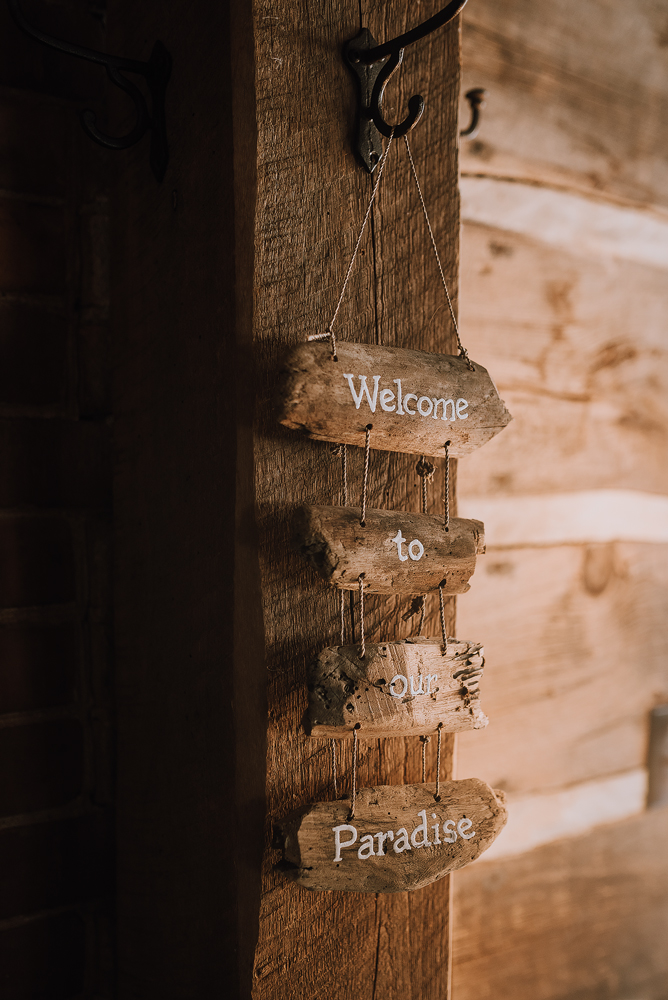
(306, 638, 489, 738)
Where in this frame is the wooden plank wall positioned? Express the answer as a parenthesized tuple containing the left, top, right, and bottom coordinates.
(249, 2, 462, 997)
(451, 2, 668, 996)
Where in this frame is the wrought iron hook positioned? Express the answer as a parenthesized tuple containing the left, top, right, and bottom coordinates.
(460, 88, 486, 139)
(7, 0, 170, 182)
(344, 0, 470, 170)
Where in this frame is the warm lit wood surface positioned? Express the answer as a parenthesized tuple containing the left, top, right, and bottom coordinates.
(250, 1, 463, 996)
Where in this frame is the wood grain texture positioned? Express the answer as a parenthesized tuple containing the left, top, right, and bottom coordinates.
(250, 0, 463, 996)
(295, 505, 484, 594)
(456, 542, 668, 796)
(277, 342, 512, 457)
(278, 780, 506, 893)
(452, 806, 668, 1000)
(451, 5, 668, 997)
(308, 639, 487, 738)
(457, 221, 668, 499)
(460, 0, 668, 210)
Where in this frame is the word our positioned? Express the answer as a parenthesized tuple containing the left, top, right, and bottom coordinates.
(391, 530, 424, 562)
(389, 673, 437, 698)
(332, 809, 475, 862)
(343, 375, 469, 422)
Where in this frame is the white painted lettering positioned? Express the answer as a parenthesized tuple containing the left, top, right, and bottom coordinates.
(332, 813, 475, 864)
(408, 538, 424, 561)
(432, 397, 456, 421)
(457, 817, 475, 840)
(410, 675, 424, 696)
(343, 374, 380, 412)
(333, 823, 358, 862)
(393, 827, 411, 853)
(442, 819, 457, 844)
(404, 392, 417, 415)
(340, 374, 469, 425)
(357, 834, 376, 859)
(375, 831, 393, 855)
(425, 674, 438, 694)
(389, 674, 408, 699)
(393, 379, 404, 415)
(410, 810, 432, 849)
(391, 529, 408, 562)
(380, 389, 396, 412)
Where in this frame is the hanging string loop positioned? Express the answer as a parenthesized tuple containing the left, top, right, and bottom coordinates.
(444, 441, 451, 532)
(348, 724, 361, 820)
(360, 424, 372, 526)
(358, 574, 366, 659)
(404, 134, 474, 370)
(434, 723, 443, 801)
(438, 581, 448, 656)
(308, 130, 395, 360)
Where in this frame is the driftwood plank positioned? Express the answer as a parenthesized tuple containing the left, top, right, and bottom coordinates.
(277, 342, 512, 458)
(295, 505, 485, 594)
(308, 638, 487, 738)
(277, 780, 507, 893)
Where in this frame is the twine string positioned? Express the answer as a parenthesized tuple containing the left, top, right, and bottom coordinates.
(444, 441, 451, 532)
(439, 582, 448, 656)
(420, 735, 430, 783)
(414, 457, 434, 637)
(309, 131, 395, 360)
(331, 738, 338, 799)
(417, 595, 426, 635)
(348, 725, 360, 820)
(358, 574, 366, 659)
(435, 723, 443, 801)
(360, 424, 372, 526)
(404, 134, 474, 371)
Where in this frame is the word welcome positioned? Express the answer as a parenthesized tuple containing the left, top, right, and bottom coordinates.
(343, 375, 469, 422)
(389, 673, 437, 698)
(391, 529, 425, 561)
(332, 809, 475, 862)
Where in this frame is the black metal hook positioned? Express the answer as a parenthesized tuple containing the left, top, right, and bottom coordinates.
(344, 0, 470, 171)
(460, 88, 486, 139)
(7, 0, 170, 182)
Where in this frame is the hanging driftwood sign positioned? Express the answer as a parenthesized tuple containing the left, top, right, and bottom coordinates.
(277, 342, 512, 457)
(277, 779, 507, 892)
(307, 638, 487, 738)
(295, 505, 484, 594)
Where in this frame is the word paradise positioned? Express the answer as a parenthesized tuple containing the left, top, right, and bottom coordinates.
(343, 374, 468, 422)
(277, 781, 507, 892)
(333, 809, 474, 862)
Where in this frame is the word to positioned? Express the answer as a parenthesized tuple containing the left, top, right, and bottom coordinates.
(332, 810, 476, 862)
(391, 530, 425, 562)
(389, 673, 437, 698)
(343, 375, 469, 422)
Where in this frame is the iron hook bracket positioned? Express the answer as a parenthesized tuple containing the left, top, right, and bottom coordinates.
(343, 0, 470, 172)
(7, 0, 171, 182)
(460, 88, 487, 140)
